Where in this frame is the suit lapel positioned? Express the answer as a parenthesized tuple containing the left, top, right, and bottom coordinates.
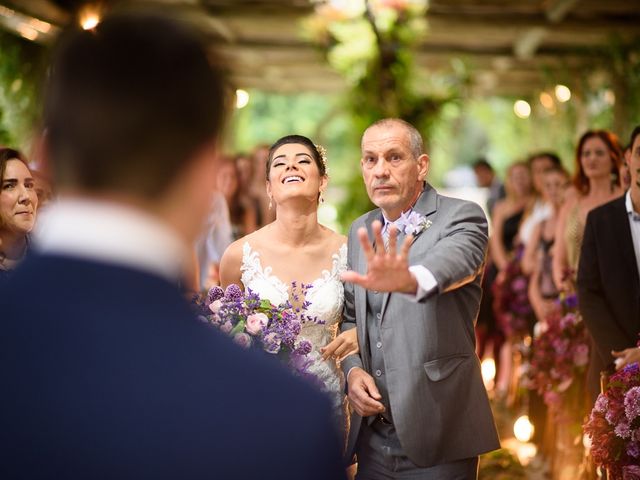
(379, 185, 438, 319)
(612, 197, 640, 289)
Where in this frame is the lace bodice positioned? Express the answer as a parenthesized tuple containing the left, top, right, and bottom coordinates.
(240, 241, 348, 420)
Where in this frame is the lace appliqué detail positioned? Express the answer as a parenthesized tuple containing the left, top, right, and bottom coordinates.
(240, 242, 347, 417)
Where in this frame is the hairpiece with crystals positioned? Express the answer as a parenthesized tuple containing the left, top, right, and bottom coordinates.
(315, 143, 328, 175)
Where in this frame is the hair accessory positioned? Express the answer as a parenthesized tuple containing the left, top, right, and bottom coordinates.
(315, 144, 328, 173)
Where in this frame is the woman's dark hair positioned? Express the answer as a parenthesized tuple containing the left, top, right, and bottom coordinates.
(0, 148, 29, 184)
(572, 130, 622, 194)
(629, 125, 640, 150)
(266, 135, 326, 180)
(527, 151, 562, 168)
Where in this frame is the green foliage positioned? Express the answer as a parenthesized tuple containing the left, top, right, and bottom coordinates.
(478, 449, 526, 479)
(0, 31, 44, 151)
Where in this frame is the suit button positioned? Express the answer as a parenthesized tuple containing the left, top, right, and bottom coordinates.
(376, 313, 382, 320)
(375, 369, 382, 377)
(376, 341, 382, 349)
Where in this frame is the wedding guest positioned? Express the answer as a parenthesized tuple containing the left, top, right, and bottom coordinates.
(527, 166, 570, 322)
(341, 118, 499, 478)
(235, 151, 263, 227)
(473, 157, 505, 217)
(553, 130, 623, 293)
(216, 158, 257, 239)
(489, 161, 532, 397)
(578, 125, 640, 402)
(0, 148, 37, 282)
(518, 152, 562, 249)
(0, 12, 345, 480)
(251, 143, 276, 226)
(194, 190, 233, 291)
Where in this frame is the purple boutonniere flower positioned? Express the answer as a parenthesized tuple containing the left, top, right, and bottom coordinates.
(399, 210, 431, 236)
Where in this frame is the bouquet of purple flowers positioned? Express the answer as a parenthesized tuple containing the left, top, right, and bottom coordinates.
(527, 294, 589, 408)
(584, 363, 640, 480)
(492, 245, 534, 337)
(193, 283, 323, 387)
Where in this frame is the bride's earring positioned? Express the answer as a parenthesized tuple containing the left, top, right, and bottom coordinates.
(268, 197, 273, 210)
(319, 191, 324, 204)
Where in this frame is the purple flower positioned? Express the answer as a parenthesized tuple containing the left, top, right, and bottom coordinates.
(295, 339, 313, 356)
(263, 332, 281, 354)
(627, 441, 640, 459)
(615, 421, 632, 439)
(233, 332, 252, 348)
(623, 465, 640, 479)
(594, 394, 609, 414)
(564, 293, 578, 309)
(625, 386, 640, 421)
(400, 211, 430, 236)
(625, 363, 640, 375)
(208, 286, 225, 303)
(224, 284, 243, 301)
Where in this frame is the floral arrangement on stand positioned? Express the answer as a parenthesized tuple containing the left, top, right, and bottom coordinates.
(584, 361, 640, 480)
(492, 245, 534, 338)
(526, 293, 589, 408)
(193, 283, 324, 389)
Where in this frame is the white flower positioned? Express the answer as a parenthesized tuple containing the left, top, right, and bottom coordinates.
(399, 210, 431, 236)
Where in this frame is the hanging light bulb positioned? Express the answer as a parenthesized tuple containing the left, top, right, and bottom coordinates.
(514, 100, 531, 118)
(554, 84, 571, 103)
(235, 89, 250, 109)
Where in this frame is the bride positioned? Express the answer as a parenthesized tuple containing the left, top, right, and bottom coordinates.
(219, 134, 358, 420)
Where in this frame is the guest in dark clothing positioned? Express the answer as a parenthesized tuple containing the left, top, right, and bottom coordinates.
(0, 148, 37, 283)
(578, 126, 640, 402)
(0, 11, 345, 480)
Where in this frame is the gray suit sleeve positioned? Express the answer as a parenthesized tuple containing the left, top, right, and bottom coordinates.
(420, 200, 488, 299)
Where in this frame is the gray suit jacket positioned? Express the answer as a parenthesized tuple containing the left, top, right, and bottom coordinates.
(341, 184, 500, 467)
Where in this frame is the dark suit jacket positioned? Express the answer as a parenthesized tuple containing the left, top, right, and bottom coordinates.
(577, 195, 640, 400)
(0, 254, 345, 480)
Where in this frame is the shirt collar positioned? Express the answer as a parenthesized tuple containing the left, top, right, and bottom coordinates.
(626, 190, 640, 220)
(34, 198, 189, 281)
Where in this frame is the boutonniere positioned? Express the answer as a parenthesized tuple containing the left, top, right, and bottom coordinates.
(399, 211, 432, 236)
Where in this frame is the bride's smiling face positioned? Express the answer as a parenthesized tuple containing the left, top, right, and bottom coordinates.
(267, 143, 327, 207)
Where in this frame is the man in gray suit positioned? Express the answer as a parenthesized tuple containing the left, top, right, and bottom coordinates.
(341, 118, 500, 479)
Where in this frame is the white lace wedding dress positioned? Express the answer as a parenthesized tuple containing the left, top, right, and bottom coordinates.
(240, 241, 348, 422)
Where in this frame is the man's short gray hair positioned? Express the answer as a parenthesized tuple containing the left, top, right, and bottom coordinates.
(362, 118, 424, 160)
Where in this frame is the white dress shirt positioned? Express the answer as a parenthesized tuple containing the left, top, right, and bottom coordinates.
(34, 198, 189, 282)
(625, 190, 640, 280)
(382, 214, 438, 300)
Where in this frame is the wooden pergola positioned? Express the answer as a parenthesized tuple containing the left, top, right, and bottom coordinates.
(2, 0, 639, 129)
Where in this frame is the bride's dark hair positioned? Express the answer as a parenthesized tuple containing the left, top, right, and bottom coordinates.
(266, 135, 326, 180)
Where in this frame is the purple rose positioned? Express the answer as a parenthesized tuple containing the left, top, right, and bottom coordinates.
(208, 299, 222, 315)
(233, 332, 252, 348)
(246, 313, 269, 335)
(220, 321, 233, 334)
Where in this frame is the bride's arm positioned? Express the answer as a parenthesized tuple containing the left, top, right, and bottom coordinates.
(321, 327, 358, 362)
(218, 240, 243, 288)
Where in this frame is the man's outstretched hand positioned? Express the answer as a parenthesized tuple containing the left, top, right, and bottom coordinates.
(340, 220, 417, 294)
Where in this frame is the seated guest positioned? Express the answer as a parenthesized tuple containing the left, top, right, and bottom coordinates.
(0, 11, 345, 480)
(578, 125, 640, 402)
(0, 148, 37, 282)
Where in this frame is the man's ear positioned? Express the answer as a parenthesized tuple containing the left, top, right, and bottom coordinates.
(417, 153, 430, 181)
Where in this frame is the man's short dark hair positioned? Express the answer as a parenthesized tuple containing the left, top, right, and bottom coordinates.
(44, 11, 229, 198)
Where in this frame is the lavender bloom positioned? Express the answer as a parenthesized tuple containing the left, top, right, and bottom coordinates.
(208, 286, 225, 303)
(625, 386, 640, 421)
(564, 293, 579, 310)
(263, 332, 281, 354)
(295, 339, 313, 356)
